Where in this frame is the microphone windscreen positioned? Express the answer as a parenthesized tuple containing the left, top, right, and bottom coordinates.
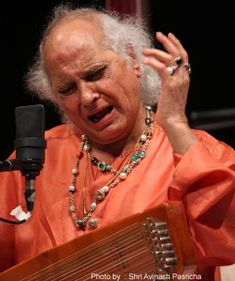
(15, 104, 45, 138)
(14, 104, 46, 162)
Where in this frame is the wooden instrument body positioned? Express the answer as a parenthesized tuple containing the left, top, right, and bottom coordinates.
(0, 201, 196, 281)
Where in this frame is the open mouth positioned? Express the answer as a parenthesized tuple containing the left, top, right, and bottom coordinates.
(88, 106, 113, 123)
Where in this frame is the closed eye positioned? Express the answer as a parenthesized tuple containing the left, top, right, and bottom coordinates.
(58, 82, 77, 96)
(84, 66, 107, 82)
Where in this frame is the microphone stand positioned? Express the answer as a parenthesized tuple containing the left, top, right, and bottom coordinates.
(20, 160, 43, 212)
(0, 159, 22, 171)
(0, 159, 43, 224)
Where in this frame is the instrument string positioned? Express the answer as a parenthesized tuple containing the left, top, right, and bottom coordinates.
(57, 243, 155, 281)
(43, 223, 143, 280)
(47, 233, 147, 281)
(79, 249, 156, 281)
(22, 221, 152, 281)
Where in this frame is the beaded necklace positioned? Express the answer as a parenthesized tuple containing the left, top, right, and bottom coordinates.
(68, 106, 153, 230)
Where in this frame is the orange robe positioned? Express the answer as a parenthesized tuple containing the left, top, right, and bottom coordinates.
(0, 123, 235, 280)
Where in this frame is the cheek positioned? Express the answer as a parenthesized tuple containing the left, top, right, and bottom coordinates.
(55, 95, 80, 117)
(96, 78, 114, 90)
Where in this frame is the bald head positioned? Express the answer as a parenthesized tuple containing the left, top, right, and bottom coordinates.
(43, 18, 104, 62)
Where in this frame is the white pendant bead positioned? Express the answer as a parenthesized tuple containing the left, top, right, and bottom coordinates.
(119, 172, 127, 180)
(83, 144, 90, 152)
(69, 185, 76, 192)
(88, 218, 97, 229)
(140, 134, 147, 142)
(72, 168, 78, 175)
(90, 202, 97, 212)
(102, 185, 110, 193)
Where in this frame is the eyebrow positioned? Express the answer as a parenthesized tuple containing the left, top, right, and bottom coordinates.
(80, 64, 108, 79)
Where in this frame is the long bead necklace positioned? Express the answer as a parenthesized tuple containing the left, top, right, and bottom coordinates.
(68, 106, 153, 231)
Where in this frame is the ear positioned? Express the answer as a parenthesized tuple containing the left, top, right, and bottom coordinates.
(133, 62, 141, 78)
(126, 43, 141, 78)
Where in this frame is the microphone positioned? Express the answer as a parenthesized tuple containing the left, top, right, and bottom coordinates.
(15, 104, 47, 211)
(0, 104, 47, 212)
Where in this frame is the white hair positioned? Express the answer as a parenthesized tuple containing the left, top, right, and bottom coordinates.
(25, 4, 161, 116)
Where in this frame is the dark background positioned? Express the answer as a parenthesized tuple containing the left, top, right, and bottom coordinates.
(1, 0, 234, 160)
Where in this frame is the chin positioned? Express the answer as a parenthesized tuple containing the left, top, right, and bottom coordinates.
(90, 126, 129, 145)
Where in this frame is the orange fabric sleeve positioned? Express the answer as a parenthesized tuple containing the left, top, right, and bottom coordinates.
(169, 134, 235, 267)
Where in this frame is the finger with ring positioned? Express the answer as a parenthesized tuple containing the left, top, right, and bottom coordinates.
(166, 64, 179, 76)
(184, 63, 192, 74)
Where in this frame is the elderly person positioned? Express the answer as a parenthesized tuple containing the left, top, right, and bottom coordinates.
(0, 4, 235, 281)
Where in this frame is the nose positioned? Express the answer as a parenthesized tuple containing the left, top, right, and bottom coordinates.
(79, 81, 100, 107)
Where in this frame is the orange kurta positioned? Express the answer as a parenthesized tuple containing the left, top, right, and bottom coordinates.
(0, 123, 235, 280)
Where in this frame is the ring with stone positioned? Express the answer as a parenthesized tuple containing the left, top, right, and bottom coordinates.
(175, 56, 183, 66)
(166, 64, 179, 76)
(184, 63, 192, 74)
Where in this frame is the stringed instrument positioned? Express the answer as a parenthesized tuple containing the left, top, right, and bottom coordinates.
(0, 201, 196, 281)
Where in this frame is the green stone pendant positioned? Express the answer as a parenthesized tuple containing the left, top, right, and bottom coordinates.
(131, 153, 139, 163)
(77, 219, 86, 231)
(98, 161, 106, 171)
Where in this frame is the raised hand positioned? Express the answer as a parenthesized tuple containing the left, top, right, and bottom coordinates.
(142, 32, 197, 154)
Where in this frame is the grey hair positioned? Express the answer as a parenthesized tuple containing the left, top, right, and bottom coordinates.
(25, 4, 161, 112)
